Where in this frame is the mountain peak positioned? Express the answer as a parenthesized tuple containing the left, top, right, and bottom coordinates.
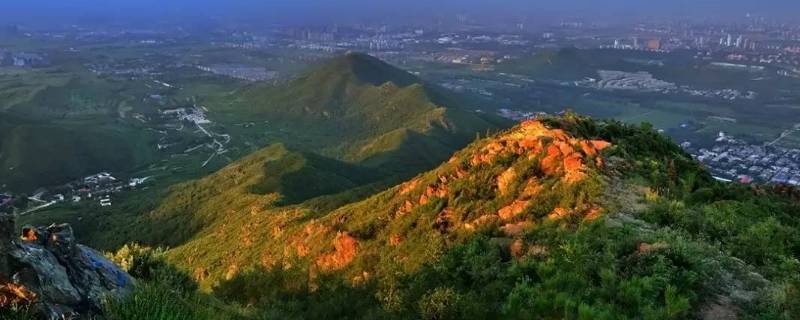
(320, 52, 419, 87)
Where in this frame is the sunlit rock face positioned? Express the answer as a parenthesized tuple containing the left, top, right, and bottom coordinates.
(0, 215, 135, 319)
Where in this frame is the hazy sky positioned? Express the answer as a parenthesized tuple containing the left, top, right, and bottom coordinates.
(4, 0, 799, 26)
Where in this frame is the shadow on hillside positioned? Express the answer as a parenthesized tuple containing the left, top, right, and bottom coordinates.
(213, 264, 381, 318)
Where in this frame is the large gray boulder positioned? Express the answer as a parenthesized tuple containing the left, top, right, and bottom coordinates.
(0, 214, 135, 319)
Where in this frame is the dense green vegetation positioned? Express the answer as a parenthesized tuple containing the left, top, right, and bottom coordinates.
(171, 116, 799, 318)
(10, 111, 800, 319)
(61, 114, 787, 319)
(0, 115, 159, 191)
(103, 244, 246, 320)
(211, 52, 508, 174)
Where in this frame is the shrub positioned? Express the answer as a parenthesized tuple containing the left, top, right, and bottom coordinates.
(107, 243, 197, 293)
(418, 287, 462, 320)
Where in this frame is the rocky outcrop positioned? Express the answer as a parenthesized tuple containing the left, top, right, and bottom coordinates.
(0, 214, 135, 319)
(316, 232, 358, 271)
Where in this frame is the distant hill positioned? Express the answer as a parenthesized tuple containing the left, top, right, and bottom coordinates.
(212, 52, 508, 177)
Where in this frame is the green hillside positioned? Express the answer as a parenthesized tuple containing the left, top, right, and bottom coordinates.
(12, 114, 800, 320)
(109, 114, 797, 319)
(90, 143, 382, 248)
(212, 52, 508, 176)
(0, 68, 163, 192)
(0, 115, 158, 192)
(14, 53, 508, 249)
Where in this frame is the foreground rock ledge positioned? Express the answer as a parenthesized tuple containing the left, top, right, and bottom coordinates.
(0, 213, 135, 319)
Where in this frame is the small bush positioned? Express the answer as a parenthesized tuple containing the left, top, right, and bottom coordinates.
(107, 243, 197, 293)
(419, 287, 462, 320)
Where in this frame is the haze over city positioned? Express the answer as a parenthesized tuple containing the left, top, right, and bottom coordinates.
(5, 0, 800, 25)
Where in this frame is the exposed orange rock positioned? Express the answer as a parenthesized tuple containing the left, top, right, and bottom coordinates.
(520, 179, 543, 198)
(316, 232, 358, 271)
(546, 144, 562, 157)
(501, 221, 534, 237)
(520, 119, 541, 128)
(563, 154, 584, 171)
(472, 214, 500, 227)
(591, 140, 612, 151)
(540, 145, 563, 175)
(556, 141, 574, 156)
(396, 200, 414, 217)
(271, 225, 283, 238)
(389, 234, 403, 246)
(498, 200, 530, 221)
(563, 154, 587, 183)
(550, 129, 570, 142)
(224, 264, 239, 280)
(419, 194, 430, 206)
(194, 268, 210, 282)
(241, 226, 253, 247)
(455, 167, 469, 178)
(579, 140, 597, 157)
(419, 184, 449, 206)
(547, 207, 571, 221)
(304, 221, 330, 237)
(497, 167, 517, 196)
(296, 243, 310, 257)
(583, 207, 603, 221)
(399, 179, 419, 195)
(519, 138, 542, 152)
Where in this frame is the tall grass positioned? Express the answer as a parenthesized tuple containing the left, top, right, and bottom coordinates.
(0, 304, 35, 320)
(103, 284, 197, 320)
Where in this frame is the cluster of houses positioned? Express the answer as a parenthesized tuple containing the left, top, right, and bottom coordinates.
(689, 132, 800, 185)
(496, 108, 545, 121)
(576, 70, 757, 101)
(26, 172, 151, 211)
(197, 64, 279, 82)
(0, 50, 48, 68)
(159, 106, 210, 125)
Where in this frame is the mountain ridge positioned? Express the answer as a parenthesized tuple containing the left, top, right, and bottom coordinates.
(212, 52, 508, 176)
(154, 115, 800, 319)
